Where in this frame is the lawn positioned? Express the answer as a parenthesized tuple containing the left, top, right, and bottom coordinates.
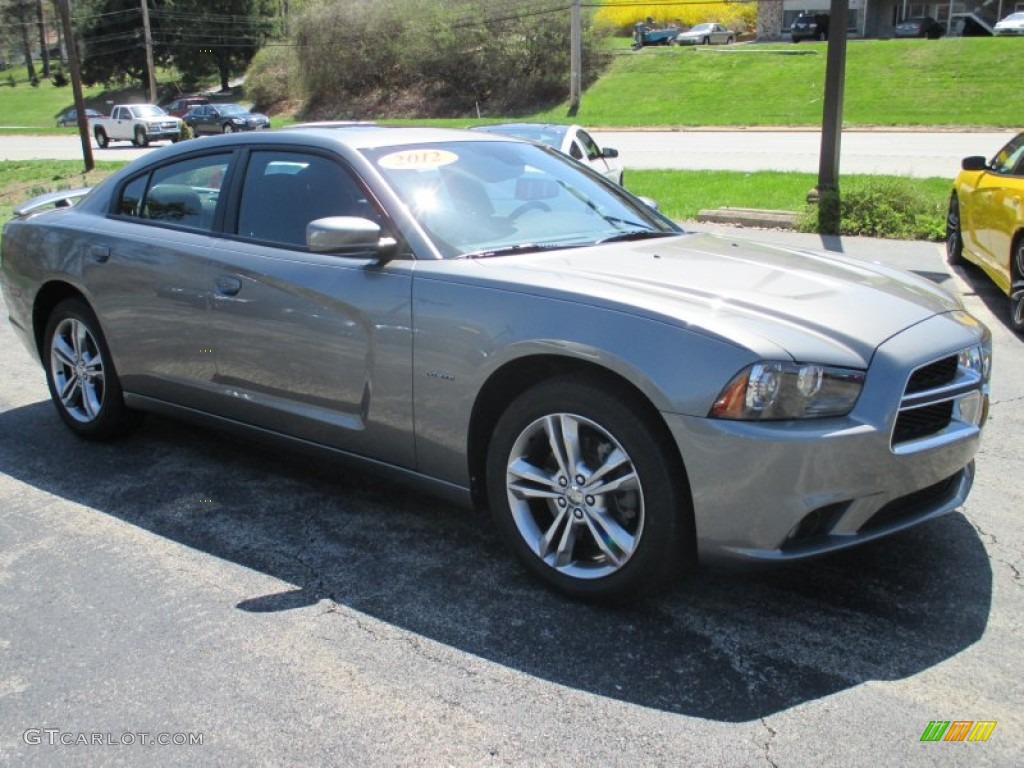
(0, 160, 124, 222)
(532, 37, 1023, 128)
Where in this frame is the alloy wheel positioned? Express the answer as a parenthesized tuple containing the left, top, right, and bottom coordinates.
(49, 317, 106, 423)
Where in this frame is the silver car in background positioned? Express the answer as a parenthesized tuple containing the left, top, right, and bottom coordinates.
(1, 126, 991, 601)
(471, 122, 624, 186)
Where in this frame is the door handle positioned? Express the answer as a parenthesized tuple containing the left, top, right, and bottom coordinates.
(87, 245, 110, 263)
(215, 276, 242, 296)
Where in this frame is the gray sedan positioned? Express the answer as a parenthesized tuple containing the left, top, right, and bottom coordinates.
(673, 23, 735, 46)
(1, 126, 991, 601)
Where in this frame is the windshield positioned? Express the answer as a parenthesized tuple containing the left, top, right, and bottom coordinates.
(364, 140, 679, 258)
(1006, 12, 1024, 20)
(691, 24, 713, 32)
(133, 105, 167, 117)
(480, 125, 565, 149)
(219, 105, 249, 116)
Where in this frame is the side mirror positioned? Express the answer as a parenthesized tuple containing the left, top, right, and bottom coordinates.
(307, 217, 396, 256)
(602, 147, 619, 159)
(961, 156, 987, 172)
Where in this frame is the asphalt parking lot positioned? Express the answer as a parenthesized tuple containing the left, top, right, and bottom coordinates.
(1, 227, 1021, 766)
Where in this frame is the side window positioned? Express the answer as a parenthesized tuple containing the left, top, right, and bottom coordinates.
(577, 130, 602, 161)
(236, 151, 379, 248)
(118, 175, 148, 217)
(569, 142, 584, 160)
(115, 153, 231, 231)
(991, 136, 1024, 175)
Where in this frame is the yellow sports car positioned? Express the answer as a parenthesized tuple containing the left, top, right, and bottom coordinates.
(947, 132, 1024, 332)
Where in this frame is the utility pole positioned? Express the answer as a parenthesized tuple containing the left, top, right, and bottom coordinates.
(812, 0, 849, 234)
(140, 0, 157, 103)
(568, 0, 581, 116)
(56, 0, 94, 171)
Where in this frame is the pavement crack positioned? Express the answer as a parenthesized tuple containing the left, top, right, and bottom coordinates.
(760, 718, 779, 768)
(969, 519, 1022, 587)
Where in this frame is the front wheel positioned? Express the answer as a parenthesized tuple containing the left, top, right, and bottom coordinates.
(726, 36, 735, 45)
(222, 123, 235, 133)
(1011, 239, 1024, 333)
(133, 126, 148, 147)
(946, 193, 965, 266)
(94, 127, 109, 148)
(486, 374, 693, 601)
(43, 299, 141, 440)
(703, 37, 710, 45)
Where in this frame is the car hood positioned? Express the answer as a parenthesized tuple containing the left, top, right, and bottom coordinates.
(464, 232, 960, 367)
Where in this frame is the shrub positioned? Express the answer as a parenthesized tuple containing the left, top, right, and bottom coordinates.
(244, 45, 302, 113)
(593, 1, 757, 34)
(798, 178, 945, 240)
(293, 0, 610, 118)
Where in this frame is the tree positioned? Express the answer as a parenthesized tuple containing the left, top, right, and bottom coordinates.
(1, 0, 39, 81)
(154, 0, 275, 92)
(77, 0, 169, 86)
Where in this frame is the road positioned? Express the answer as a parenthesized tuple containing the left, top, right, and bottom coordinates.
(1, 130, 1017, 178)
(0, 229, 1021, 766)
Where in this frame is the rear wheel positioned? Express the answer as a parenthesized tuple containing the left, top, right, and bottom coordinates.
(94, 127, 109, 148)
(43, 299, 141, 440)
(703, 37, 710, 45)
(486, 374, 693, 601)
(1011, 237, 1024, 333)
(946, 193, 965, 266)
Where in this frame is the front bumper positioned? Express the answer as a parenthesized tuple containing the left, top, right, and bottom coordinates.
(668, 313, 988, 564)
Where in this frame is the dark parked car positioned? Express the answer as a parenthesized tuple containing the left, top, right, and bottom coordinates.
(163, 97, 210, 118)
(895, 17, 945, 38)
(1, 126, 991, 601)
(56, 108, 104, 128)
(791, 13, 829, 42)
(184, 103, 270, 135)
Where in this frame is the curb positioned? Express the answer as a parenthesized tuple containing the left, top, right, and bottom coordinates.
(696, 207, 798, 229)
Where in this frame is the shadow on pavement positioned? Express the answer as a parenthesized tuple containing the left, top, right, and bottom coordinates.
(0, 402, 992, 722)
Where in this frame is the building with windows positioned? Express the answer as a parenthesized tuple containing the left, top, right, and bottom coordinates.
(782, 0, 1023, 37)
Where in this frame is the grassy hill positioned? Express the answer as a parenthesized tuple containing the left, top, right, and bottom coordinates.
(532, 37, 1023, 128)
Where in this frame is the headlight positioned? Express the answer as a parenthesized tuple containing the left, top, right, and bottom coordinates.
(710, 362, 865, 420)
(958, 341, 992, 382)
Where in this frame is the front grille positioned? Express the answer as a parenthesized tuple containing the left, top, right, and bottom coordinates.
(892, 353, 964, 447)
(892, 401, 954, 443)
(905, 355, 957, 393)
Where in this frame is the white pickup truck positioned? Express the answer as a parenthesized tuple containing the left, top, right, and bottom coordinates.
(92, 104, 183, 148)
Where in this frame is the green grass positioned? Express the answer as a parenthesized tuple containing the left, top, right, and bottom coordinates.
(0, 160, 125, 223)
(531, 37, 1024, 128)
(625, 169, 951, 228)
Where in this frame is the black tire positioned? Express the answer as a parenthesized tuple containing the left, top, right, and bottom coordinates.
(43, 299, 142, 440)
(727, 36, 735, 45)
(222, 123, 235, 134)
(703, 37, 710, 45)
(134, 126, 148, 147)
(946, 193, 965, 266)
(1011, 237, 1024, 333)
(817, 31, 826, 41)
(94, 127, 109, 149)
(486, 374, 693, 601)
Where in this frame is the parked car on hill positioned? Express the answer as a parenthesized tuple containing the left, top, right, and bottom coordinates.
(184, 103, 270, 135)
(471, 123, 624, 185)
(894, 17, 944, 38)
(673, 23, 734, 46)
(1, 125, 992, 601)
(947, 132, 1024, 332)
(790, 13, 829, 42)
(56, 108, 105, 128)
(632, 21, 679, 47)
(994, 11, 1024, 35)
(163, 96, 210, 118)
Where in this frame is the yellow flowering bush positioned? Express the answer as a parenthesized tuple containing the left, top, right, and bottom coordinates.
(593, 1, 757, 34)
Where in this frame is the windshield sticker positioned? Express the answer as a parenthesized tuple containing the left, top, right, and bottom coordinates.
(378, 149, 458, 170)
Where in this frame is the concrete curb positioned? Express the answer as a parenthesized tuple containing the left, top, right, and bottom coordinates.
(696, 207, 798, 229)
